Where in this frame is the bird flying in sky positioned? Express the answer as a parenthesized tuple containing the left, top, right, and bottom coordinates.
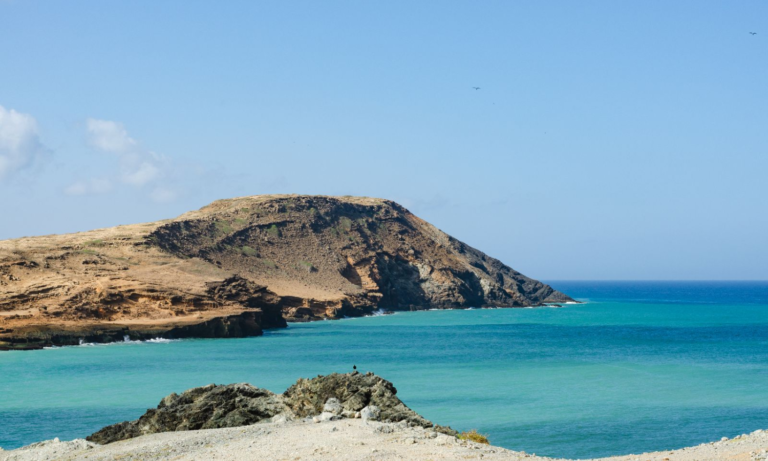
(472, 87, 481, 90)
(749, 32, 757, 35)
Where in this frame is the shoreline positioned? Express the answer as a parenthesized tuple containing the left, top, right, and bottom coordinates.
(0, 302, 577, 352)
(3, 419, 767, 461)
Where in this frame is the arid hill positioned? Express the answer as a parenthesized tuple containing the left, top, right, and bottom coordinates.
(0, 195, 572, 349)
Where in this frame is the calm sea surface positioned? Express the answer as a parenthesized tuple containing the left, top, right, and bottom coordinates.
(1, 281, 767, 458)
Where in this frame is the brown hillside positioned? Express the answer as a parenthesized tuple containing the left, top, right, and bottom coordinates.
(0, 195, 573, 350)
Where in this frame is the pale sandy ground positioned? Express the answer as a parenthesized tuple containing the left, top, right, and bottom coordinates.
(2, 419, 768, 461)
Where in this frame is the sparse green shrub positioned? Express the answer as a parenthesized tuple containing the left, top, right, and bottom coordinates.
(338, 216, 353, 232)
(84, 239, 104, 247)
(297, 260, 314, 271)
(241, 246, 257, 256)
(215, 220, 233, 234)
(262, 260, 277, 269)
(458, 430, 489, 444)
(234, 218, 248, 226)
(372, 222, 388, 239)
(80, 248, 98, 255)
(267, 224, 280, 237)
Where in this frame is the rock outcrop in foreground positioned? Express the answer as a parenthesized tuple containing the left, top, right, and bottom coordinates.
(5, 373, 768, 460)
(0, 195, 573, 349)
(87, 372, 454, 444)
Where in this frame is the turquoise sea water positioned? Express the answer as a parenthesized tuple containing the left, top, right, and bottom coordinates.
(1, 281, 767, 458)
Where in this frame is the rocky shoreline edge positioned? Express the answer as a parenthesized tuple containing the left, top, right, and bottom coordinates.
(0, 302, 576, 351)
(2, 372, 767, 461)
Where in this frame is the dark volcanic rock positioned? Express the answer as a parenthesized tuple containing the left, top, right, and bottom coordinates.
(87, 372, 455, 444)
(0, 311, 268, 351)
(205, 276, 287, 329)
(87, 383, 287, 444)
(163, 311, 264, 339)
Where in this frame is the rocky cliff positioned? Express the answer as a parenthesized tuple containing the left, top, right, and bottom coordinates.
(0, 194, 573, 349)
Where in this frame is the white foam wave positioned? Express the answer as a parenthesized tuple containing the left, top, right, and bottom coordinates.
(46, 336, 182, 349)
(120, 336, 179, 345)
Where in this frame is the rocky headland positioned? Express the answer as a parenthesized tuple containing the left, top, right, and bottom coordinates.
(0, 194, 573, 350)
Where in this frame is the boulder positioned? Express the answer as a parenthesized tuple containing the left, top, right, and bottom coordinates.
(360, 405, 381, 421)
(323, 397, 343, 415)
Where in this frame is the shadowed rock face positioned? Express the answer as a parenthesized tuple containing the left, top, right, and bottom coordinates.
(87, 372, 454, 444)
(0, 195, 573, 349)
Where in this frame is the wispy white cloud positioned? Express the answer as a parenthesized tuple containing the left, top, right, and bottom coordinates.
(73, 118, 176, 202)
(85, 119, 136, 153)
(122, 159, 161, 186)
(150, 187, 178, 203)
(64, 178, 112, 196)
(0, 105, 48, 181)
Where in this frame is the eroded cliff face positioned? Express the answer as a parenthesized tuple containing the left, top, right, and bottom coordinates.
(0, 195, 573, 349)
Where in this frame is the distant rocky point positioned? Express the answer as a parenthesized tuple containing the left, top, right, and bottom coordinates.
(0, 194, 573, 350)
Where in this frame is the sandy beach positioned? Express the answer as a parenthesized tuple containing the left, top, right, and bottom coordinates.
(3, 419, 768, 461)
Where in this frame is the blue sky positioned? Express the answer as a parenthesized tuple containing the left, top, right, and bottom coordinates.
(1, 0, 766, 280)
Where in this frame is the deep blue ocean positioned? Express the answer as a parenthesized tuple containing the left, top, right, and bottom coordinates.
(1, 281, 767, 458)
